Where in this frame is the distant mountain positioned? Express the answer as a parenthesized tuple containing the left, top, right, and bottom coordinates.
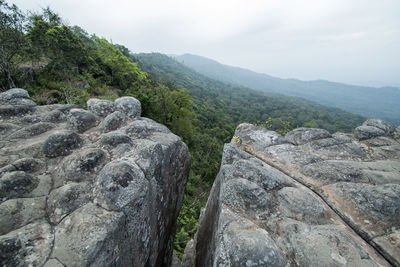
(135, 53, 365, 134)
(174, 54, 400, 125)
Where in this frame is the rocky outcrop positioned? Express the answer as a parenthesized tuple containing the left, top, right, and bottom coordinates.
(0, 89, 190, 267)
(188, 120, 400, 266)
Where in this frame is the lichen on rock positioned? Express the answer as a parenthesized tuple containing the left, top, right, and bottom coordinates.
(187, 118, 400, 267)
(0, 88, 190, 267)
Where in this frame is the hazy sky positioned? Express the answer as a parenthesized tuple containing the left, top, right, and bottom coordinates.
(9, 0, 400, 87)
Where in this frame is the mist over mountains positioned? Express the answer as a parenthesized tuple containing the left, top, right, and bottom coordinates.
(174, 54, 400, 125)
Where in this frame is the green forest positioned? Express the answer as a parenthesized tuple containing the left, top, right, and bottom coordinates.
(0, 1, 365, 257)
(175, 54, 400, 125)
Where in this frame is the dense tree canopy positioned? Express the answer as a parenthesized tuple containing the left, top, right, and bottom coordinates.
(0, 0, 27, 89)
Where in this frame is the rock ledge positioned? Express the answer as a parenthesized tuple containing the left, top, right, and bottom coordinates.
(186, 119, 400, 267)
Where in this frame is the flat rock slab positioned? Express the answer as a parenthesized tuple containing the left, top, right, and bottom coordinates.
(189, 119, 400, 267)
(0, 89, 190, 267)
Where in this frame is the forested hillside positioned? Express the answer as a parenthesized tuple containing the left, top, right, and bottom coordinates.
(136, 53, 365, 134)
(175, 54, 400, 125)
(1, 1, 365, 257)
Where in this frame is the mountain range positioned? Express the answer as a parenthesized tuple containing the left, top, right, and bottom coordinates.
(174, 54, 400, 125)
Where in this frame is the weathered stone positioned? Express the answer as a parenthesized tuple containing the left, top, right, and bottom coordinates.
(42, 130, 82, 158)
(300, 160, 372, 185)
(363, 119, 395, 135)
(43, 259, 65, 267)
(0, 221, 53, 267)
(354, 125, 386, 140)
(123, 117, 170, 139)
(0, 88, 30, 102)
(8, 122, 54, 139)
(323, 183, 400, 234)
(0, 104, 36, 117)
(67, 108, 98, 133)
(94, 160, 147, 211)
(182, 239, 195, 267)
(217, 219, 287, 267)
(57, 148, 108, 183)
(42, 109, 66, 123)
(277, 187, 329, 224)
(189, 119, 398, 266)
(0, 88, 35, 106)
(301, 136, 369, 160)
(47, 182, 91, 224)
(277, 220, 381, 267)
(12, 158, 45, 173)
(285, 127, 332, 145)
(396, 126, 400, 138)
(87, 98, 116, 117)
(52, 203, 125, 266)
(0, 197, 46, 234)
(115, 96, 141, 119)
(0, 171, 39, 199)
(234, 123, 287, 149)
(100, 131, 133, 147)
(171, 253, 183, 267)
(0, 89, 37, 118)
(222, 178, 271, 215)
(0, 123, 19, 138)
(99, 111, 126, 132)
(0, 91, 190, 267)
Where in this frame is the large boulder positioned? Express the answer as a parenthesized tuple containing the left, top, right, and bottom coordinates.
(188, 119, 399, 266)
(0, 88, 36, 117)
(354, 119, 396, 140)
(115, 96, 141, 119)
(0, 88, 190, 267)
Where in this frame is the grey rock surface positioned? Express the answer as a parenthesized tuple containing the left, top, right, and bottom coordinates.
(0, 88, 190, 267)
(285, 127, 331, 145)
(67, 108, 99, 133)
(87, 98, 116, 117)
(115, 96, 141, 119)
(188, 119, 399, 266)
(0, 88, 36, 117)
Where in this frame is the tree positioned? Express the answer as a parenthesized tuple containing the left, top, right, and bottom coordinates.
(26, 8, 90, 80)
(0, 0, 27, 90)
(95, 38, 147, 88)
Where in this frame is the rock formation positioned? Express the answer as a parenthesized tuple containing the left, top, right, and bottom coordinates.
(187, 120, 400, 266)
(0, 89, 190, 267)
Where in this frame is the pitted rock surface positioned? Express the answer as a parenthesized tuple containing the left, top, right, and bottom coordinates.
(188, 119, 399, 267)
(0, 89, 190, 267)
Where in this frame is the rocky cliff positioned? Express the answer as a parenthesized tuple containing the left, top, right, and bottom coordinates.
(186, 119, 400, 266)
(0, 89, 190, 266)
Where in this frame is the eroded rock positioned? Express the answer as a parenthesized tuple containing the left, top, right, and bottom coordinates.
(42, 130, 82, 158)
(115, 96, 141, 119)
(87, 98, 116, 117)
(189, 119, 399, 266)
(0, 88, 190, 267)
(67, 108, 98, 133)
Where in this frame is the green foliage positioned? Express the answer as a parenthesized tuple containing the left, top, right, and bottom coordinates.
(150, 86, 195, 143)
(0, 0, 27, 89)
(94, 38, 147, 88)
(176, 54, 400, 126)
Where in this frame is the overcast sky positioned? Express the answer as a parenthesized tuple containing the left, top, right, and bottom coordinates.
(9, 0, 400, 87)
